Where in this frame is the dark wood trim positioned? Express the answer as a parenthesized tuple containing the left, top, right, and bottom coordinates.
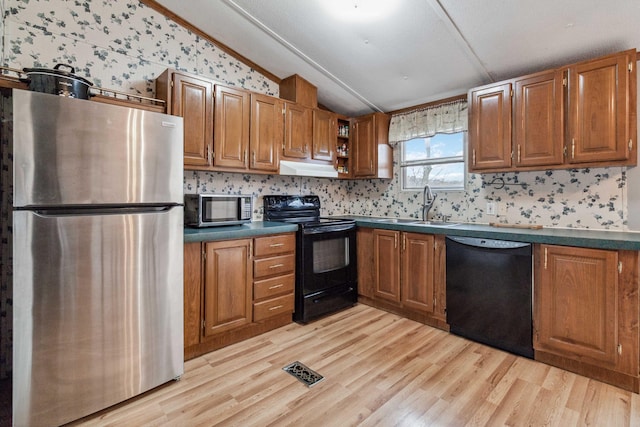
(535, 350, 639, 393)
(184, 313, 292, 360)
(139, 0, 281, 84)
(0, 76, 27, 90)
(387, 93, 467, 115)
(357, 298, 450, 332)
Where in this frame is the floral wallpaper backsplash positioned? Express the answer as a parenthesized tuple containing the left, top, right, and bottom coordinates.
(186, 148, 627, 230)
(344, 152, 626, 229)
(0, 0, 634, 380)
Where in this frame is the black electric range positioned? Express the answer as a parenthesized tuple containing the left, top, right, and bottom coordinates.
(263, 195, 357, 322)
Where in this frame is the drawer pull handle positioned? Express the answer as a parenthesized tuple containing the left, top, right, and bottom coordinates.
(269, 305, 284, 311)
(269, 263, 285, 269)
(269, 243, 285, 247)
(269, 284, 284, 289)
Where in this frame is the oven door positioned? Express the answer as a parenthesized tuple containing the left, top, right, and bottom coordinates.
(299, 223, 357, 295)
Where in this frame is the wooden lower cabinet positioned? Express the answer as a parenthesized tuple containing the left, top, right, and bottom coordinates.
(183, 242, 202, 349)
(534, 244, 639, 392)
(357, 228, 447, 330)
(183, 233, 295, 360)
(252, 234, 296, 322)
(373, 229, 401, 303)
(203, 239, 253, 336)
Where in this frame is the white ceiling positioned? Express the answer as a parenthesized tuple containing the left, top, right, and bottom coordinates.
(154, 0, 640, 117)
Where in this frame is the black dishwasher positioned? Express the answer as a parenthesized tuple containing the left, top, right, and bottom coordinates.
(446, 236, 533, 358)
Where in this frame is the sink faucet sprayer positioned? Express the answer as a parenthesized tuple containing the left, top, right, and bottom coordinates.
(422, 185, 437, 221)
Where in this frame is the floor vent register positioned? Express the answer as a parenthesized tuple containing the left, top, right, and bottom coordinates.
(282, 361, 324, 387)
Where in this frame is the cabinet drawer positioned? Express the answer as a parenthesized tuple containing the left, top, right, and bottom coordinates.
(254, 294, 294, 321)
(254, 273, 295, 300)
(254, 254, 295, 278)
(254, 234, 295, 257)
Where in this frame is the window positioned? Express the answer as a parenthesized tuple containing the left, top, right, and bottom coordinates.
(400, 132, 466, 191)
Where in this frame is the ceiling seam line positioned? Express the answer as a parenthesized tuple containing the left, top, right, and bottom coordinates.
(425, 0, 494, 82)
(222, 0, 384, 112)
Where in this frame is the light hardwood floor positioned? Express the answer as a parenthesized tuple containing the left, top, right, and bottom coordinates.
(73, 304, 640, 426)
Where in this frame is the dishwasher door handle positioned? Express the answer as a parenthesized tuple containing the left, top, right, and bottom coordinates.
(446, 235, 531, 250)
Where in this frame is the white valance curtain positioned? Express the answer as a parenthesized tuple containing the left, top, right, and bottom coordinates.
(388, 99, 468, 147)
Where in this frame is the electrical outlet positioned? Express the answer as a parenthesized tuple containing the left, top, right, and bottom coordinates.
(486, 202, 497, 216)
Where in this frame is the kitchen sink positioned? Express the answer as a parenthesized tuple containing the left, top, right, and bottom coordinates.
(371, 218, 461, 227)
(371, 218, 416, 224)
(408, 220, 461, 227)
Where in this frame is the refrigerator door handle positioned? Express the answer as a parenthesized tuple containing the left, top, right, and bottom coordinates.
(32, 204, 181, 217)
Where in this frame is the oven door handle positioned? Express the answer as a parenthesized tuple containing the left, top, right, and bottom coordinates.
(302, 223, 356, 234)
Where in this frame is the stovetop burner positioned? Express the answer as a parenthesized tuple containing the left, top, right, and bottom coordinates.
(263, 195, 355, 229)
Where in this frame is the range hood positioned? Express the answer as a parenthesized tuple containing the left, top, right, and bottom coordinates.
(279, 160, 338, 178)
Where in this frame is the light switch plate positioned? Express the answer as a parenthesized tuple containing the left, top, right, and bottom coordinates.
(487, 202, 497, 216)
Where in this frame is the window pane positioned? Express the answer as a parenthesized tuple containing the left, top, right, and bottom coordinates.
(402, 133, 464, 162)
(402, 162, 465, 190)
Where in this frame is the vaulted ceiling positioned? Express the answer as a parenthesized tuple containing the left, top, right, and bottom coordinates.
(153, 0, 640, 117)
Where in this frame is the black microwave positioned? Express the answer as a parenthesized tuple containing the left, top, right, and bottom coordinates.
(184, 194, 252, 227)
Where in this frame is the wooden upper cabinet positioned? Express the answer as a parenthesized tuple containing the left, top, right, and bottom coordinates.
(213, 85, 250, 169)
(203, 239, 252, 336)
(514, 70, 564, 167)
(353, 112, 392, 178)
(250, 93, 282, 172)
(279, 74, 318, 108)
(469, 82, 512, 171)
(312, 109, 336, 163)
(156, 70, 214, 168)
(468, 48, 636, 173)
(283, 102, 312, 159)
(373, 229, 401, 303)
(401, 232, 435, 313)
(568, 50, 635, 164)
(535, 245, 619, 368)
(353, 114, 375, 177)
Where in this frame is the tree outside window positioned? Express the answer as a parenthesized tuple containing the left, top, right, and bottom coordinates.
(401, 132, 466, 191)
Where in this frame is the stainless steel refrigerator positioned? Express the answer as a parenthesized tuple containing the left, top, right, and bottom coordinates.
(12, 89, 184, 426)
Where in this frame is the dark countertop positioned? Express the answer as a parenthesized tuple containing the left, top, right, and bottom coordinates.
(184, 221, 298, 243)
(344, 216, 640, 251)
(183, 217, 640, 251)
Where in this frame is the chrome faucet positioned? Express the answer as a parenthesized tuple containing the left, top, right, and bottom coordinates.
(422, 185, 437, 221)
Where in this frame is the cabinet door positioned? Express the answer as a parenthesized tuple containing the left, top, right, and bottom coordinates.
(469, 83, 512, 171)
(432, 235, 447, 322)
(184, 242, 202, 349)
(357, 228, 375, 299)
(250, 93, 282, 172)
(353, 115, 375, 177)
(283, 102, 312, 158)
(535, 245, 618, 367)
(401, 232, 435, 313)
(172, 72, 213, 167)
(568, 52, 633, 163)
(373, 229, 401, 303)
(312, 109, 335, 162)
(203, 239, 252, 336)
(514, 70, 564, 167)
(213, 85, 250, 169)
